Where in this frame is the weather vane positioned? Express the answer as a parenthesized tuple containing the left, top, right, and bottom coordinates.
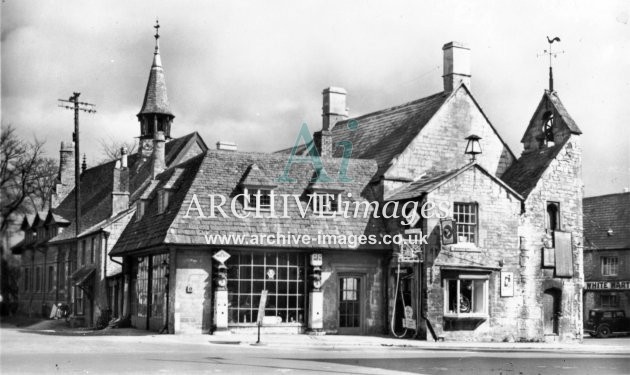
(154, 19, 160, 51)
(538, 36, 564, 92)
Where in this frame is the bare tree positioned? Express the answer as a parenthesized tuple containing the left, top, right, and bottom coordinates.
(99, 137, 137, 162)
(0, 125, 57, 235)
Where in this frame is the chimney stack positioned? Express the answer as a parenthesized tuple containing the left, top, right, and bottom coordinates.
(112, 155, 130, 216)
(51, 141, 75, 208)
(322, 87, 348, 131)
(442, 41, 471, 92)
(152, 131, 166, 179)
(121, 147, 128, 168)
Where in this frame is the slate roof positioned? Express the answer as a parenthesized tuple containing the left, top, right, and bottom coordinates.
(385, 163, 523, 201)
(111, 150, 388, 255)
(584, 192, 630, 250)
(500, 141, 566, 199)
(138, 50, 173, 117)
(48, 132, 205, 243)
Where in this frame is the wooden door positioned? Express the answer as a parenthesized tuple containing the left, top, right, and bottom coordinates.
(338, 276, 363, 334)
(543, 289, 560, 335)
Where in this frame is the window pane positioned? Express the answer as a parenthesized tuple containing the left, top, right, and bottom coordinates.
(472, 280, 485, 313)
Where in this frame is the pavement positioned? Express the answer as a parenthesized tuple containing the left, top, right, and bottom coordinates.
(5, 318, 629, 354)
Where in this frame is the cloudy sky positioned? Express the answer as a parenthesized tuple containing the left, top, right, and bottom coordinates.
(2, 0, 629, 196)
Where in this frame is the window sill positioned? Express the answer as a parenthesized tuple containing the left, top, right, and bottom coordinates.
(443, 313, 488, 320)
(448, 243, 481, 252)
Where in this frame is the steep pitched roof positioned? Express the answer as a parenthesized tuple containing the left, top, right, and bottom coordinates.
(386, 163, 523, 201)
(138, 48, 173, 117)
(584, 192, 630, 250)
(500, 141, 566, 199)
(111, 150, 387, 255)
(330, 92, 447, 173)
(49, 132, 205, 243)
(521, 91, 582, 143)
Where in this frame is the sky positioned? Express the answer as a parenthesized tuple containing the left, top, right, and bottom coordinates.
(2, 0, 629, 197)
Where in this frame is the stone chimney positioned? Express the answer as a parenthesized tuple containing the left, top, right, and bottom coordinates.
(442, 41, 471, 92)
(322, 87, 348, 131)
(50, 141, 75, 208)
(152, 131, 166, 179)
(314, 130, 333, 158)
(112, 149, 130, 216)
(216, 141, 237, 151)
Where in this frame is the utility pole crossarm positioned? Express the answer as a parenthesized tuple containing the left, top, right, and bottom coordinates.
(57, 92, 96, 243)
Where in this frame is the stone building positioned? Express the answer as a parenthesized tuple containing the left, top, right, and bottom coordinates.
(583, 192, 630, 319)
(13, 28, 584, 342)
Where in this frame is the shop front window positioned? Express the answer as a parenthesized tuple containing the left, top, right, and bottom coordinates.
(150, 254, 169, 318)
(136, 257, 149, 318)
(444, 275, 488, 316)
(227, 251, 306, 324)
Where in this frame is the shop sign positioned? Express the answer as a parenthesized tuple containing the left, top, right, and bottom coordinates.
(213, 249, 231, 265)
(310, 253, 323, 267)
(585, 281, 630, 290)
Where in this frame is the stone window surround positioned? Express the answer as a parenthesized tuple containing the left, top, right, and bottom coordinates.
(311, 190, 341, 215)
(242, 187, 273, 212)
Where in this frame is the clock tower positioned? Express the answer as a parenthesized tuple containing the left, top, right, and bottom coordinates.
(138, 20, 175, 159)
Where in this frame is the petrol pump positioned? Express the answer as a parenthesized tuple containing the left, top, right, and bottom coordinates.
(390, 229, 423, 338)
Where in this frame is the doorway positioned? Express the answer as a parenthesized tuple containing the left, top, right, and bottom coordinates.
(338, 276, 363, 334)
(543, 288, 561, 335)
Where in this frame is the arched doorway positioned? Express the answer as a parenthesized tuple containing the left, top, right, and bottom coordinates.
(543, 288, 561, 335)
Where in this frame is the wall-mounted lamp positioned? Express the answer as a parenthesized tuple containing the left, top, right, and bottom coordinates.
(465, 134, 482, 162)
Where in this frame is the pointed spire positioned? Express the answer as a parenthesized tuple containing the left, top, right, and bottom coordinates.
(138, 19, 173, 118)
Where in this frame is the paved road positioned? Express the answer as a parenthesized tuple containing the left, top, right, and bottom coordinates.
(1, 326, 629, 374)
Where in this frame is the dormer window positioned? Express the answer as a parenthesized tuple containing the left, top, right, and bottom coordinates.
(244, 188, 272, 211)
(157, 189, 172, 214)
(136, 200, 146, 221)
(312, 191, 341, 215)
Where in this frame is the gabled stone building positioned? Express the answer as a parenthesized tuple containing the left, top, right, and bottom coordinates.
(583, 192, 630, 321)
(14, 29, 584, 342)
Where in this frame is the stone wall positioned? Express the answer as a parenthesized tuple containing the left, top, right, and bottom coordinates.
(172, 249, 213, 334)
(384, 87, 514, 195)
(421, 166, 522, 341)
(320, 250, 387, 335)
(518, 135, 584, 342)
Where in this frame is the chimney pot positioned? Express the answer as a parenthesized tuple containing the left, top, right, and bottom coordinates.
(442, 41, 471, 92)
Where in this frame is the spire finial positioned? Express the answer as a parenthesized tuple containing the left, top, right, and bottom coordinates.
(153, 19, 160, 53)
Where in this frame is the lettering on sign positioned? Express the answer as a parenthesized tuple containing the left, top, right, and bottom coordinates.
(585, 281, 630, 290)
(213, 249, 231, 265)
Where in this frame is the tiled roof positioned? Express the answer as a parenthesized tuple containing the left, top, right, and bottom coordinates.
(385, 163, 523, 201)
(49, 132, 204, 243)
(138, 51, 173, 116)
(584, 192, 630, 250)
(111, 150, 388, 255)
(240, 164, 278, 187)
(500, 141, 566, 198)
(276, 91, 448, 177)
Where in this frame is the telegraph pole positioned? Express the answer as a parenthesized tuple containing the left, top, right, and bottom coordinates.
(58, 93, 96, 239)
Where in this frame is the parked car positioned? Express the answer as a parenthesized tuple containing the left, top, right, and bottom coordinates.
(584, 308, 630, 338)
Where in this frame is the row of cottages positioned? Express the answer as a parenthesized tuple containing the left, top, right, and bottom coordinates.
(13, 28, 585, 342)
